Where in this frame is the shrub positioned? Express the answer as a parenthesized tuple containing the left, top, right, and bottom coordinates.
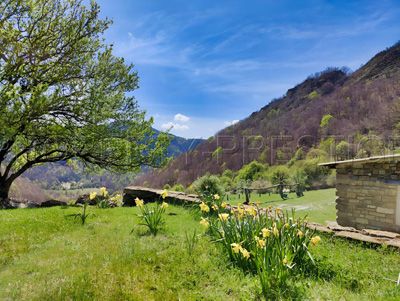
(336, 140, 353, 160)
(171, 183, 185, 192)
(302, 159, 330, 187)
(237, 161, 266, 181)
(320, 114, 333, 128)
(308, 90, 320, 100)
(192, 175, 224, 199)
(270, 166, 290, 186)
(291, 170, 307, 197)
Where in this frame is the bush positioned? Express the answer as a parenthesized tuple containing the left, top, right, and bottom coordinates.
(336, 140, 353, 160)
(192, 175, 224, 199)
(320, 114, 333, 128)
(171, 183, 185, 192)
(302, 159, 330, 187)
(270, 166, 290, 186)
(291, 170, 307, 197)
(237, 161, 266, 182)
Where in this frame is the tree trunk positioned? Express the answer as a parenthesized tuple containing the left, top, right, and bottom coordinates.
(0, 181, 12, 209)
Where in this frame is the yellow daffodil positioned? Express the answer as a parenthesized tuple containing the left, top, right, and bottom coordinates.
(161, 189, 168, 199)
(275, 207, 282, 215)
(273, 226, 279, 237)
(199, 217, 209, 228)
(218, 213, 229, 221)
(199, 202, 210, 213)
(297, 230, 304, 238)
(211, 204, 219, 211)
(231, 243, 241, 254)
(311, 236, 321, 246)
(213, 194, 220, 200)
(282, 256, 288, 265)
(284, 223, 289, 229)
(245, 206, 257, 217)
(89, 191, 97, 200)
(221, 202, 227, 209)
(135, 197, 144, 207)
(235, 207, 245, 218)
(261, 228, 271, 238)
(99, 187, 108, 197)
(255, 236, 266, 248)
(240, 248, 250, 260)
(161, 202, 168, 209)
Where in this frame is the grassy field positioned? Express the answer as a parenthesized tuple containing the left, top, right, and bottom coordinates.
(0, 203, 399, 300)
(228, 188, 337, 224)
(44, 188, 102, 202)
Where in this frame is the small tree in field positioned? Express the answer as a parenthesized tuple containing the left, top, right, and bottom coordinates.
(0, 0, 169, 207)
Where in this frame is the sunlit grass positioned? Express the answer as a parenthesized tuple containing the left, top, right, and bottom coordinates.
(228, 188, 336, 224)
(0, 202, 399, 300)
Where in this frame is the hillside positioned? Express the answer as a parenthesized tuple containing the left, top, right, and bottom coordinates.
(136, 42, 400, 187)
(24, 131, 203, 190)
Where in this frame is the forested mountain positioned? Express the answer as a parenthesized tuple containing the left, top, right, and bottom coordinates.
(135, 42, 400, 187)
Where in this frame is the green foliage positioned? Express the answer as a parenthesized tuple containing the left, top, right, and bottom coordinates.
(135, 199, 169, 236)
(207, 206, 319, 300)
(302, 159, 330, 186)
(291, 170, 307, 196)
(171, 183, 185, 192)
(270, 166, 290, 186)
(212, 146, 223, 158)
(355, 134, 387, 157)
(336, 140, 352, 160)
(306, 148, 329, 161)
(184, 230, 199, 257)
(192, 175, 224, 198)
(319, 137, 335, 154)
(308, 90, 320, 99)
(67, 202, 91, 225)
(320, 114, 333, 128)
(163, 184, 171, 190)
(221, 169, 235, 179)
(237, 160, 266, 181)
(0, 0, 169, 200)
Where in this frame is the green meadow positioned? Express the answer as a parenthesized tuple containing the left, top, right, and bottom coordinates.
(0, 202, 399, 300)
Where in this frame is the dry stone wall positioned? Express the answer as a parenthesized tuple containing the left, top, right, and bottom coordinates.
(336, 161, 400, 233)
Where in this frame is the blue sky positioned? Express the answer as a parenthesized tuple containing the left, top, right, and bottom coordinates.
(97, 0, 400, 138)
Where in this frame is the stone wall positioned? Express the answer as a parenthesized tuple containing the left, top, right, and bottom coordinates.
(336, 161, 400, 233)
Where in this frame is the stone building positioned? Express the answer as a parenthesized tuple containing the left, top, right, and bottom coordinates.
(321, 155, 400, 233)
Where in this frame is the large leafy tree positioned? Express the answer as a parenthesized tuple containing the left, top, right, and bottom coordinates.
(0, 0, 169, 206)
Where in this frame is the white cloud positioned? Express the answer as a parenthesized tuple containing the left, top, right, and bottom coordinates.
(174, 113, 190, 122)
(224, 120, 239, 126)
(161, 122, 189, 131)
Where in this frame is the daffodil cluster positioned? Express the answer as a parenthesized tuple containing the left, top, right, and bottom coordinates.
(87, 187, 124, 208)
(134, 190, 169, 236)
(205, 205, 321, 298)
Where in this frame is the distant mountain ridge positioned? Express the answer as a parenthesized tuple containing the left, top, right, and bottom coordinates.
(24, 130, 204, 190)
(136, 42, 400, 187)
